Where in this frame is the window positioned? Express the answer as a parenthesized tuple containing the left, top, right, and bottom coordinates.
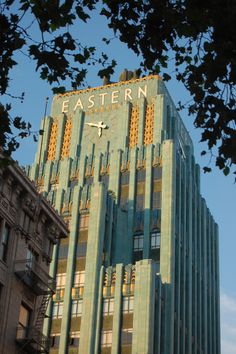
(121, 171, 130, 185)
(122, 296, 134, 313)
(79, 214, 89, 230)
(76, 242, 87, 257)
(52, 302, 64, 318)
(136, 194, 144, 211)
(151, 232, 161, 249)
(26, 248, 38, 269)
(69, 331, 80, 347)
(153, 166, 162, 180)
(137, 169, 145, 182)
(58, 244, 69, 259)
(103, 298, 114, 316)
(121, 328, 133, 345)
(133, 234, 143, 251)
(120, 171, 130, 210)
(0, 223, 10, 262)
(74, 271, 85, 287)
(56, 273, 66, 288)
(50, 334, 60, 348)
(152, 191, 161, 209)
(17, 303, 31, 339)
(101, 330, 112, 347)
(71, 299, 83, 317)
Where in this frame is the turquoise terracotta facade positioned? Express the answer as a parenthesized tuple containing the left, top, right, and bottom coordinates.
(28, 75, 220, 354)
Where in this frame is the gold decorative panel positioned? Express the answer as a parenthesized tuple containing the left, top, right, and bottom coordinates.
(144, 100, 154, 145)
(61, 116, 72, 159)
(129, 105, 139, 147)
(47, 118, 59, 161)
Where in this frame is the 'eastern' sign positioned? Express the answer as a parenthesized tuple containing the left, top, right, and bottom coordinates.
(61, 84, 147, 113)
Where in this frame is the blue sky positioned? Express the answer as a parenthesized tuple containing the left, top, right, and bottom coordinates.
(6, 6, 236, 353)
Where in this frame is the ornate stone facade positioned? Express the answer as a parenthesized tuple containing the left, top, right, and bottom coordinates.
(0, 160, 68, 354)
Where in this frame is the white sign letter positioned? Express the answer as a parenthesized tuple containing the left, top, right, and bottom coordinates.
(99, 92, 108, 106)
(73, 98, 84, 111)
(62, 100, 69, 113)
(138, 85, 147, 98)
(88, 95, 95, 108)
(124, 89, 132, 101)
(111, 90, 119, 104)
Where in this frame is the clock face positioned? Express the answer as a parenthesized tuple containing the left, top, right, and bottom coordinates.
(83, 110, 116, 149)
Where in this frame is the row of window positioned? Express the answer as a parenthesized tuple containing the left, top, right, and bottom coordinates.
(59, 232, 161, 261)
(50, 328, 132, 349)
(120, 166, 162, 185)
(134, 232, 161, 251)
(58, 242, 87, 259)
(103, 296, 134, 315)
(101, 328, 133, 347)
(121, 188, 161, 211)
(51, 331, 80, 348)
(52, 296, 134, 319)
(56, 271, 85, 289)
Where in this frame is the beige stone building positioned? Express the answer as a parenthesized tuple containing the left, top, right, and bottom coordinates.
(0, 161, 68, 354)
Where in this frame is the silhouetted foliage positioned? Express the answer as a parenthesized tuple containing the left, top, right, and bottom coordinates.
(1, 0, 235, 177)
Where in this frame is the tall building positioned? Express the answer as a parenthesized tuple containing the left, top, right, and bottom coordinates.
(0, 159, 68, 354)
(28, 73, 220, 354)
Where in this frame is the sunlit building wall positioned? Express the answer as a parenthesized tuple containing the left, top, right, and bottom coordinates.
(28, 74, 220, 354)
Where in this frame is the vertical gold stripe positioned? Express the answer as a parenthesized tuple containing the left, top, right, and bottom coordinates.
(61, 116, 73, 159)
(47, 118, 59, 161)
(144, 100, 154, 145)
(129, 105, 139, 147)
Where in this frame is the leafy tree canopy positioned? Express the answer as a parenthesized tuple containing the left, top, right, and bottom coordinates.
(1, 0, 236, 177)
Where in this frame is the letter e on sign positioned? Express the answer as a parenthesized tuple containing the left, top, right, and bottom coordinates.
(62, 100, 69, 113)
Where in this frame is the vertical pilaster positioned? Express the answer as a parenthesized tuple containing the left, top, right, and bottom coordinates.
(58, 185, 81, 354)
(127, 148, 138, 263)
(118, 102, 131, 149)
(55, 114, 66, 160)
(93, 153, 102, 183)
(132, 260, 155, 354)
(69, 110, 84, 158)
(44, 161, 53, 192)
(94, 266, 104, 354)
(143, 144, 153, 258)
(138, 97, 146, 146)
(215, 224, 221, 354)
(180, 160, 186, 354)
(79, 183, 107, 354)
(160, 139, 175, 354)
(153, 95, 165, 144)
(185, 149, 193, 354)
(59, 158, 71, 189)
(111, 264, 123, 354)
(201, 199, 208, 354)
(109, 150, 122, 201)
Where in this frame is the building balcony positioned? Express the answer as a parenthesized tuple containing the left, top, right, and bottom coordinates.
(16, 325, 50, 353)
(15, 259, 56, 295)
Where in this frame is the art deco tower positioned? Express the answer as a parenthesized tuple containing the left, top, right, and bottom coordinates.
(28, 74, 220, 354)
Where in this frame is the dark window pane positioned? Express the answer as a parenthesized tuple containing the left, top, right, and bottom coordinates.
(77, 242, 87, 257)
(137, 169, 145, 182)
(0, 224, 10, 262)
(58, 244, 69, 259)
(121, 171, 130, 185)
(153, 166, 162, 180)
